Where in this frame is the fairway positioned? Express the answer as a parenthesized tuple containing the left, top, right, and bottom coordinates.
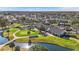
(15, 29, 43, 37)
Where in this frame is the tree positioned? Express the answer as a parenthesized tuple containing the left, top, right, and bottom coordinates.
(15, 46, 20, 51)
(9, 42, 15, 51)
(27, 31, 31, 35)
(29, 45, 48, 51)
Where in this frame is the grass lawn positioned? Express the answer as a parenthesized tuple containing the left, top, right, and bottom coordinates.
(10, 23, 22, 28)
(16, 38, 28, 42)
(9, 28, 18, 33)
(16, 36, 79, 51)
(0, 45, 13, 51)
(15, 29, 43, 37)
(3, 28, 18, 40)
(0, 45, 28, 51)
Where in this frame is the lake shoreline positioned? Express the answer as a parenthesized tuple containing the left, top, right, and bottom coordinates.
(14, 42, 72, 51)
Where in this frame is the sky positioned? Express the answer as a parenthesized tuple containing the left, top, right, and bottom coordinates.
(0, 7, 79, 11)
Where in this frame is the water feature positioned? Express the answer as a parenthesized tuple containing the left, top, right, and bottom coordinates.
(0, 31, 8, 45)
(14, 42, 34, 49)
(0, 36, 8, 45)
(37, 42, 72, 51)
(14, 42, 72, 51)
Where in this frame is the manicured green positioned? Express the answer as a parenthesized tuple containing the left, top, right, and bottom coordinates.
(16, 38, 28, 42)
(9, 28, 18, 33)
(15, 29, 43, 37)
(3, 28, 18, 40)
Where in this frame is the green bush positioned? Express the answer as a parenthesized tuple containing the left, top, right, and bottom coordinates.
(29, 45, 48, 51)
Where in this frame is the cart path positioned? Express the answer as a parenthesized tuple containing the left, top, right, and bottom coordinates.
(0, 29, 29, 49)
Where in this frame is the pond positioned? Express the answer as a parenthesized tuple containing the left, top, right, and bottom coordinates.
(14, 42, 34, 49)
(0, 36, 8, 45)
(0, 31, 8, 45)
(36, 42, 72, 51)
(14, 42, 72, 51)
